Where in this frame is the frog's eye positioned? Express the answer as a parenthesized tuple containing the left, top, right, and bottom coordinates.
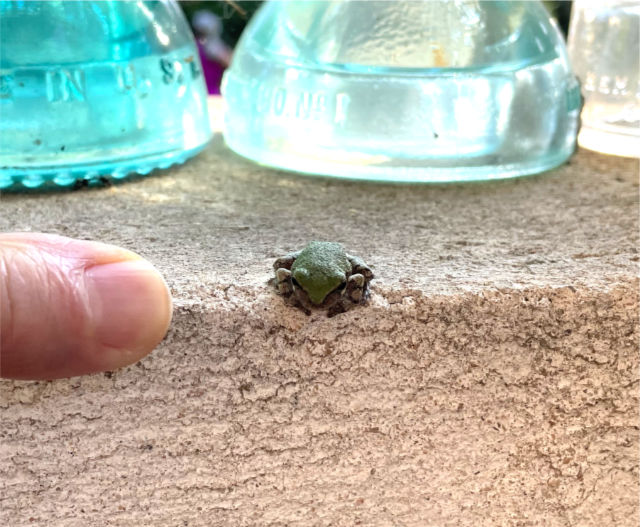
(336, 281, 347, 291)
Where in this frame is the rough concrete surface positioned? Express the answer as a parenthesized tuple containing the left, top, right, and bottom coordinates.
(0, 132, 638, 526)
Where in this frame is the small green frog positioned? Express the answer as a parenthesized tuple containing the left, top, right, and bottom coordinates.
(273, 241, 374, 317)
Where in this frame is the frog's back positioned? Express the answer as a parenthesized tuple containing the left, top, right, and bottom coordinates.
(293, 241, 351, 276)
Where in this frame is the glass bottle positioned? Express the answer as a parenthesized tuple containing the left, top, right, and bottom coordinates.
(568, 0, 640, 157)
(223, 0, 581, 182)
(0, 0, 212, 189)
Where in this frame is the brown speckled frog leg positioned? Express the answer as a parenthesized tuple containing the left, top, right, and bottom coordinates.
(273, 251, 300, 296)
(347, 254, 374, 302)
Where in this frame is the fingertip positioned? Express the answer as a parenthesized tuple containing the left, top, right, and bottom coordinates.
(0, 234, 172, 380)
(86, 259, 173, 371)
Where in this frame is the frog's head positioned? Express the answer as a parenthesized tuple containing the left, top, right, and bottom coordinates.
(292, 266, 346, 305)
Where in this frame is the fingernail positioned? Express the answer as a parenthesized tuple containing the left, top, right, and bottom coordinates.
(86, 259, 172, 356)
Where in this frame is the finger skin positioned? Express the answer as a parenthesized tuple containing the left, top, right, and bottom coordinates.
(0, 233, 172, 380)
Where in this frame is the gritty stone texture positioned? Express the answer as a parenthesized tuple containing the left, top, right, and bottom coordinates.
(0, 134, 638, 526)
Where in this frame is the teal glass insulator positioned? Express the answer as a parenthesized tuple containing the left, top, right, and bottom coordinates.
(0, 0, 212, 189)
(222, 0, 581, 183)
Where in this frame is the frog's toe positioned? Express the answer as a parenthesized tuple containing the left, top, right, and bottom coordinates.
(275, 268, 293, 295)
(347, 273, 365, 302)
(348, 256, 374, 280)
(273, 251, 300, 272)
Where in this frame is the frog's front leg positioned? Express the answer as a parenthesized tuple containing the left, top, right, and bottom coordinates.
(346, 273, 366, 303)
(347, 255, 374, 303)
(273, 251, 301, 296)
(347, 255, 374, 280)
(273, 251, 301, 272)
(274, 268, 294, 296)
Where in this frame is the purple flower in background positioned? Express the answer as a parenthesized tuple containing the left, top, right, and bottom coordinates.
(192, 10, 233, 95)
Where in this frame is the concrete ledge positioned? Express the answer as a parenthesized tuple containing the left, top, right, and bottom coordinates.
(0, 136, 638, 526)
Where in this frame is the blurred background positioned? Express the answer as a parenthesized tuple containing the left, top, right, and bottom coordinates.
(178, 0, 573, 94)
